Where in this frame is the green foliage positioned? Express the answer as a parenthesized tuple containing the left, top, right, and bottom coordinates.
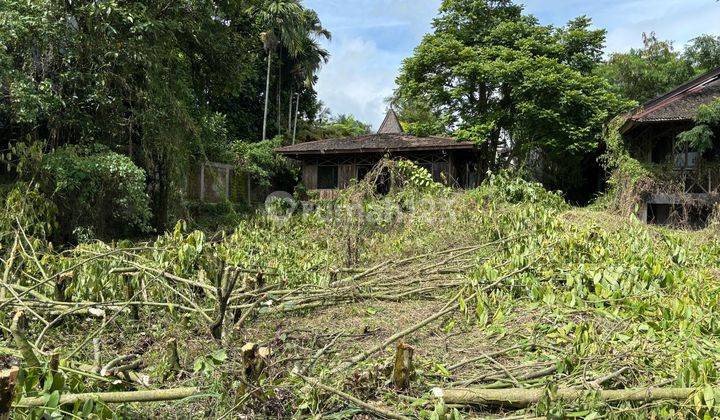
(595, 118, 652, 213)
(597, 32, 716, 104)
(395, 0, 631, 190)
(677, 99, 720, 153)
(0, 182, 57, 242)
(232, 136, 297, 188)
(683, 35, 720, 74)
(40, 145, 151, 240)
(318, 114, 372, 138)
(0, 0, 328, 230)
(476, 171, 568, 208)
(394, 98, 447, 137)
(395, 160, 444, 193)
(599, 33, 692, 103)
(9, 173, 720, 417)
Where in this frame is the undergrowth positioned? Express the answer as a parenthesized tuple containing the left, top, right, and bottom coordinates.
(1, 162, 720, 419)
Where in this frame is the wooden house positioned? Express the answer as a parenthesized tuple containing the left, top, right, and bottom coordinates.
(621, 66, 720, 225)
(275, 109, 482, 198)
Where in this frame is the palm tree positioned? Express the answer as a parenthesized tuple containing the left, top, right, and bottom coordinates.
(290, 36, 330, 143)
(288, 10, 331, 143)
(255, 0, 306, 140)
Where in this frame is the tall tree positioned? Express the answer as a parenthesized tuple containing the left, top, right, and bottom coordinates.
(597, 33, 695, 104)
(254, 0, 306, 140)
(288, 11, 331, 143)
(395, 0, 629, 198)
(0, 0, 327, 229)
(683, 35, 720, 74)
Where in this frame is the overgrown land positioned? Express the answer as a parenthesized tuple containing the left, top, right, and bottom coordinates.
(3, 0, 720, 419)
(2, 165, 720, 419)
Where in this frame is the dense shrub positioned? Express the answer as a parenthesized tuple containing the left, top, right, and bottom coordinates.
(40, 144, 151, 241)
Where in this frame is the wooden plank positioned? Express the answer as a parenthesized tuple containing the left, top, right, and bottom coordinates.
(303, 164, 318, 190)
(338, 164, 354, 188)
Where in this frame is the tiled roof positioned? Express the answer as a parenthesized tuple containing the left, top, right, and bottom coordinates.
(623, 67, 720, 131)
(275, 133, 475, 156)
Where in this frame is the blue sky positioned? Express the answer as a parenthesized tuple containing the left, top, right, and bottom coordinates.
(304, 0, 720, 129)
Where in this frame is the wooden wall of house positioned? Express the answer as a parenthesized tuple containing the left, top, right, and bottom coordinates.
(338, 164, 355, 188)
(302, 164, 318, 189)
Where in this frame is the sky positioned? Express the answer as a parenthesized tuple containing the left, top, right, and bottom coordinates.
(304, 0, 720, 129)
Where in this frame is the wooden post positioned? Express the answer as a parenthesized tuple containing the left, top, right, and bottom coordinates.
(392, 342, 414, 390)
(0, 367, 19, 420)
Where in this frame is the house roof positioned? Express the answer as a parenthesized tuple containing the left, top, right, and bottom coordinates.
(377, 109, 404, 134)
(622, 66, 720, 133)
(275, 133, 475, 156)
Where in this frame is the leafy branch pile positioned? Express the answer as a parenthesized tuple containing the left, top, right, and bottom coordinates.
(2, 167, 720, 418)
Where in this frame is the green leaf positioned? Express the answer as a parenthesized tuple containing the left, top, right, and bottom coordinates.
(82, 399, 95, 416)
(704, 384, 715, 409)
(46, 390, 60, 409)
(211, 349, 228, 363)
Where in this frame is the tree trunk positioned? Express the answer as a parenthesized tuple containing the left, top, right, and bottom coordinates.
(392, 342, 414, 390)
(276, 59, 282, 136)
(262, 52, 272, 141)
(288, 86, 294, 135)
(153, 160, 169, 231)
(293, 93, 301, 145)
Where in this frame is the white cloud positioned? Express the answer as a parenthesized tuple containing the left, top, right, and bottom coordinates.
(314, 37, 399, 129)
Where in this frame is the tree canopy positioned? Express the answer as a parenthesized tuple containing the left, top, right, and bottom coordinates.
(0, 0, 329, 231)
(598, 33, 720, 104)
(395, 0, 631, 199)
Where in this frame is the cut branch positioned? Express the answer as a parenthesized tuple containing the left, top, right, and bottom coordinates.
(17, 387, 202, 407)
(433, 386, 704, 408)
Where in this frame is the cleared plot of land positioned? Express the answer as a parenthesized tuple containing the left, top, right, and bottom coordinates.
(3, 175, 720, 418)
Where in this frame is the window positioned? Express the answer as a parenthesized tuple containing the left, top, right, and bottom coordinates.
(317, 165, 338, 189)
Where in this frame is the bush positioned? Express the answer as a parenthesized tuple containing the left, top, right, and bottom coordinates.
(40, 144, 151, 241)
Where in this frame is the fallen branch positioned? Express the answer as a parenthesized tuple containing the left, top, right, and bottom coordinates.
(17, 387, 203, 407)
(432, 386, 703, 408)
(295, 372, 410, 420)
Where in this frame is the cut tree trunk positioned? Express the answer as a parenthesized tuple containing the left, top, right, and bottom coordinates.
(433, 387, 706, 408)
(241, 343, 269, 384)
(166, 338, 182, 375)
(392, 342, 414, 390)
(1, 367, 19, 420)
(10, 311, 39, 369)
(54, 271, 74, 302)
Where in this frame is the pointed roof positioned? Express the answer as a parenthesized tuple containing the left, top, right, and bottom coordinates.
(377, 108, 404, 134)
(622, 66, 720, 133)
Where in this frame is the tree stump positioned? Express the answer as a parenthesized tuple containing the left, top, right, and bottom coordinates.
(241, 343, 270, 384)
(0, 366, 19, 420)
(392, 342, 414, 390)
(123, 274, 139, 320)
(165, 338, 182, 377)
(54, 271, 74, 302)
